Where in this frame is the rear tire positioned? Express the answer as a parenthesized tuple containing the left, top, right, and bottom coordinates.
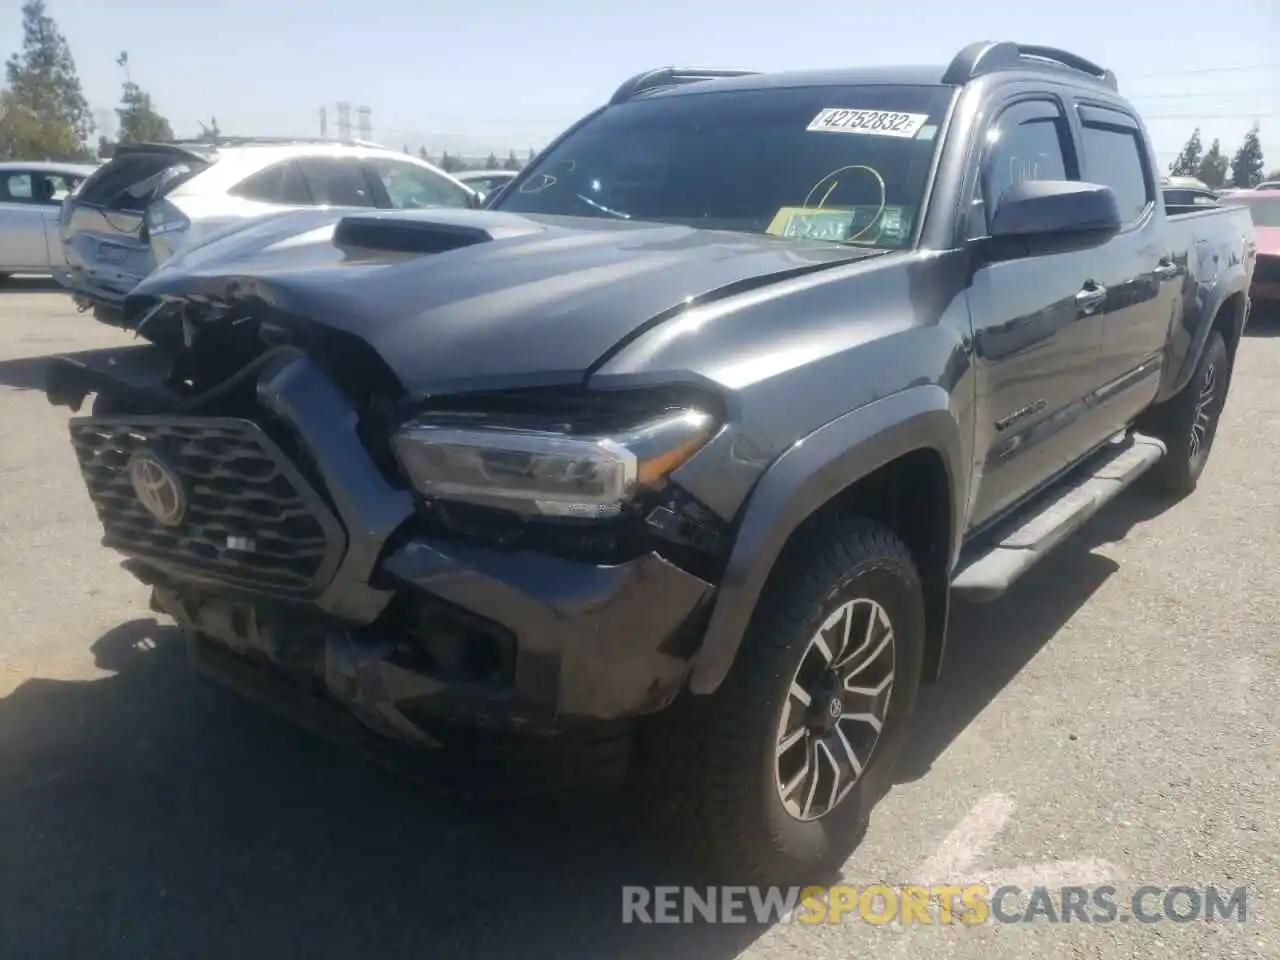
(643, 516, 924, 886)
(1144, 329, 1230, 495)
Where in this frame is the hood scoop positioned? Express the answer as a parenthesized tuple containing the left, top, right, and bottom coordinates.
(333, 209, 543, 255)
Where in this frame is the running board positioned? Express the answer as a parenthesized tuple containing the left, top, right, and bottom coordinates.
(951, 433, 1166, 601)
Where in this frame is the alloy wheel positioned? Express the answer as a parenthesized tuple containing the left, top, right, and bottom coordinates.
(1189, 362, 1218, 462)
(774, 597, 895, 822)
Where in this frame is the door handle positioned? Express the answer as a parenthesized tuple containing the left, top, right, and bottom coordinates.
(1153, 259, 1178, 279)
(1075, 281, 1107, 314)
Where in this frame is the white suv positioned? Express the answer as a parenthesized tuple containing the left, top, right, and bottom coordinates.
(56, 138, 480, 323)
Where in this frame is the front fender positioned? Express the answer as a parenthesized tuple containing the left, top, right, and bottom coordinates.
(688, 384, 966, 694)
(1159, 267, 1248, 403)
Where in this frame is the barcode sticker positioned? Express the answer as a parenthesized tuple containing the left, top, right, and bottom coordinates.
(806, 108, 930, 139)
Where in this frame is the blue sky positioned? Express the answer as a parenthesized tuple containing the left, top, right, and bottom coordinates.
(6, 0, 1277, 168)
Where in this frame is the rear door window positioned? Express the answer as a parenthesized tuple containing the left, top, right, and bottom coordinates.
(294, 158, 376, 207)
(1077, 107, 1154, 225)
(232, 161, 314, 205)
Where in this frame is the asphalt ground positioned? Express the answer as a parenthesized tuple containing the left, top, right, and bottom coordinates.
(0, 277, 1276, 959)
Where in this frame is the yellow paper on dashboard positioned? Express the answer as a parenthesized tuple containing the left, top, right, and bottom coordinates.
(766, 207, 857, 241)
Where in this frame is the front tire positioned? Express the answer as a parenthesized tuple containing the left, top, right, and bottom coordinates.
(694, 516, 925, 885)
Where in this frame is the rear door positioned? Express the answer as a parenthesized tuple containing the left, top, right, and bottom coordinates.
(1071, 103, 1176, 427)
(0, 170, 49, 269)
(965, 95, 1116, 527)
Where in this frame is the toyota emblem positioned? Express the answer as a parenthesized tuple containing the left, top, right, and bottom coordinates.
(127, 450, 187, 527)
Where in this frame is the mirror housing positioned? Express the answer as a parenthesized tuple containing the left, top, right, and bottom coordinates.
(985, 180, 1121, 256)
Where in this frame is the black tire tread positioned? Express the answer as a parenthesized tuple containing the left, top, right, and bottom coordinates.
(638, 513, 923, 886)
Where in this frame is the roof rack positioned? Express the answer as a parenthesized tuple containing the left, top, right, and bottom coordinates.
(609, 67, 758, 105)
(943, 41, 1118, 91)
(165, 135, 387, 149)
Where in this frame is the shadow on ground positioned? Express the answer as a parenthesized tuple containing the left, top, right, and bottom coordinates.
(0, 276, 63, 293)
(899, 485, 1177, 782)
(0, 490, 1175, 958)
(0, 346, 137, 393)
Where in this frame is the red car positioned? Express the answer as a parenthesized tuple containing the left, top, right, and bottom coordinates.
(1235, 191, 1280, 307)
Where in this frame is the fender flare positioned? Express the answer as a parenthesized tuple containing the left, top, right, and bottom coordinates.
(688, 384, 967, 694)
(1162, 268, 1249, 402)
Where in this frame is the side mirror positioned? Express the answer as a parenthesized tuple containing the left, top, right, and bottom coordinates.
(987, 181, 1121, 254)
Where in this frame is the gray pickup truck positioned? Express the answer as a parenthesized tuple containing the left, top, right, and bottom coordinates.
(46, 41, 1256, 884)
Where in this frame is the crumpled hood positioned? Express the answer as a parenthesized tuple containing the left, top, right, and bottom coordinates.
(129, 207, 878, 394)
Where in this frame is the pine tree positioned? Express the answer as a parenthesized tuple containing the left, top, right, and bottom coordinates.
(485, 152, 499, 169)
(116, 82, 172, 143)
(114, 53, 173, 144)
(417, 145, 428, 161)
(502, 149, 520, 171)
(1230, 123, 1265, 189)
(527, 148, 535, 164)
(1169, 129, 1204, 177)
(1196, 139, 1229, 189)
(2, 0, 94, 160)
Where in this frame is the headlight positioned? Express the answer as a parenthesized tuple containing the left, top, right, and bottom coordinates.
(391, 408, 717, 518)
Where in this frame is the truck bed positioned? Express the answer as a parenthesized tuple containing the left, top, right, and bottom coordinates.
(1163, 203, 1254, 331)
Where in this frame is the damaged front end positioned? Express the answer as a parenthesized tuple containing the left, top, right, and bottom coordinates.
(47, 289, 732, 780)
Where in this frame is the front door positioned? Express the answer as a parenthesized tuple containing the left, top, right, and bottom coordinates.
(0, 170, 50, 269)
(966, 96, 1116, 529)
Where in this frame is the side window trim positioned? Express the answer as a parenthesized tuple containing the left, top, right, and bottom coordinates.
(1077, 104, 1140, 132)
(967, 93, 1078, 240)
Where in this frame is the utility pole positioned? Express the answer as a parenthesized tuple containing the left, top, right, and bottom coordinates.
(336, 101, 352, 141)
(319, 106, 328, 138)
(356, 105, 372, 142)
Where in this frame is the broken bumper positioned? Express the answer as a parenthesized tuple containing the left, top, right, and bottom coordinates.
(55, 348, 715, 739)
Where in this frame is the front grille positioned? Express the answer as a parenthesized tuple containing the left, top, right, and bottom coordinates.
(69, 417, 346, 596)
(1255, 255, 1280, 284)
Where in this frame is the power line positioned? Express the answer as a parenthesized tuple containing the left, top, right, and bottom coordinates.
(1126, 64, 1276, 78)
(1129, 90, 1280, 100)
(1144, 112, 1279, 120)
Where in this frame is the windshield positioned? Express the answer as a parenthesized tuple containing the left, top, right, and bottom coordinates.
(494, 84, 954, 249)
(1240, 196, 1280, 228)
